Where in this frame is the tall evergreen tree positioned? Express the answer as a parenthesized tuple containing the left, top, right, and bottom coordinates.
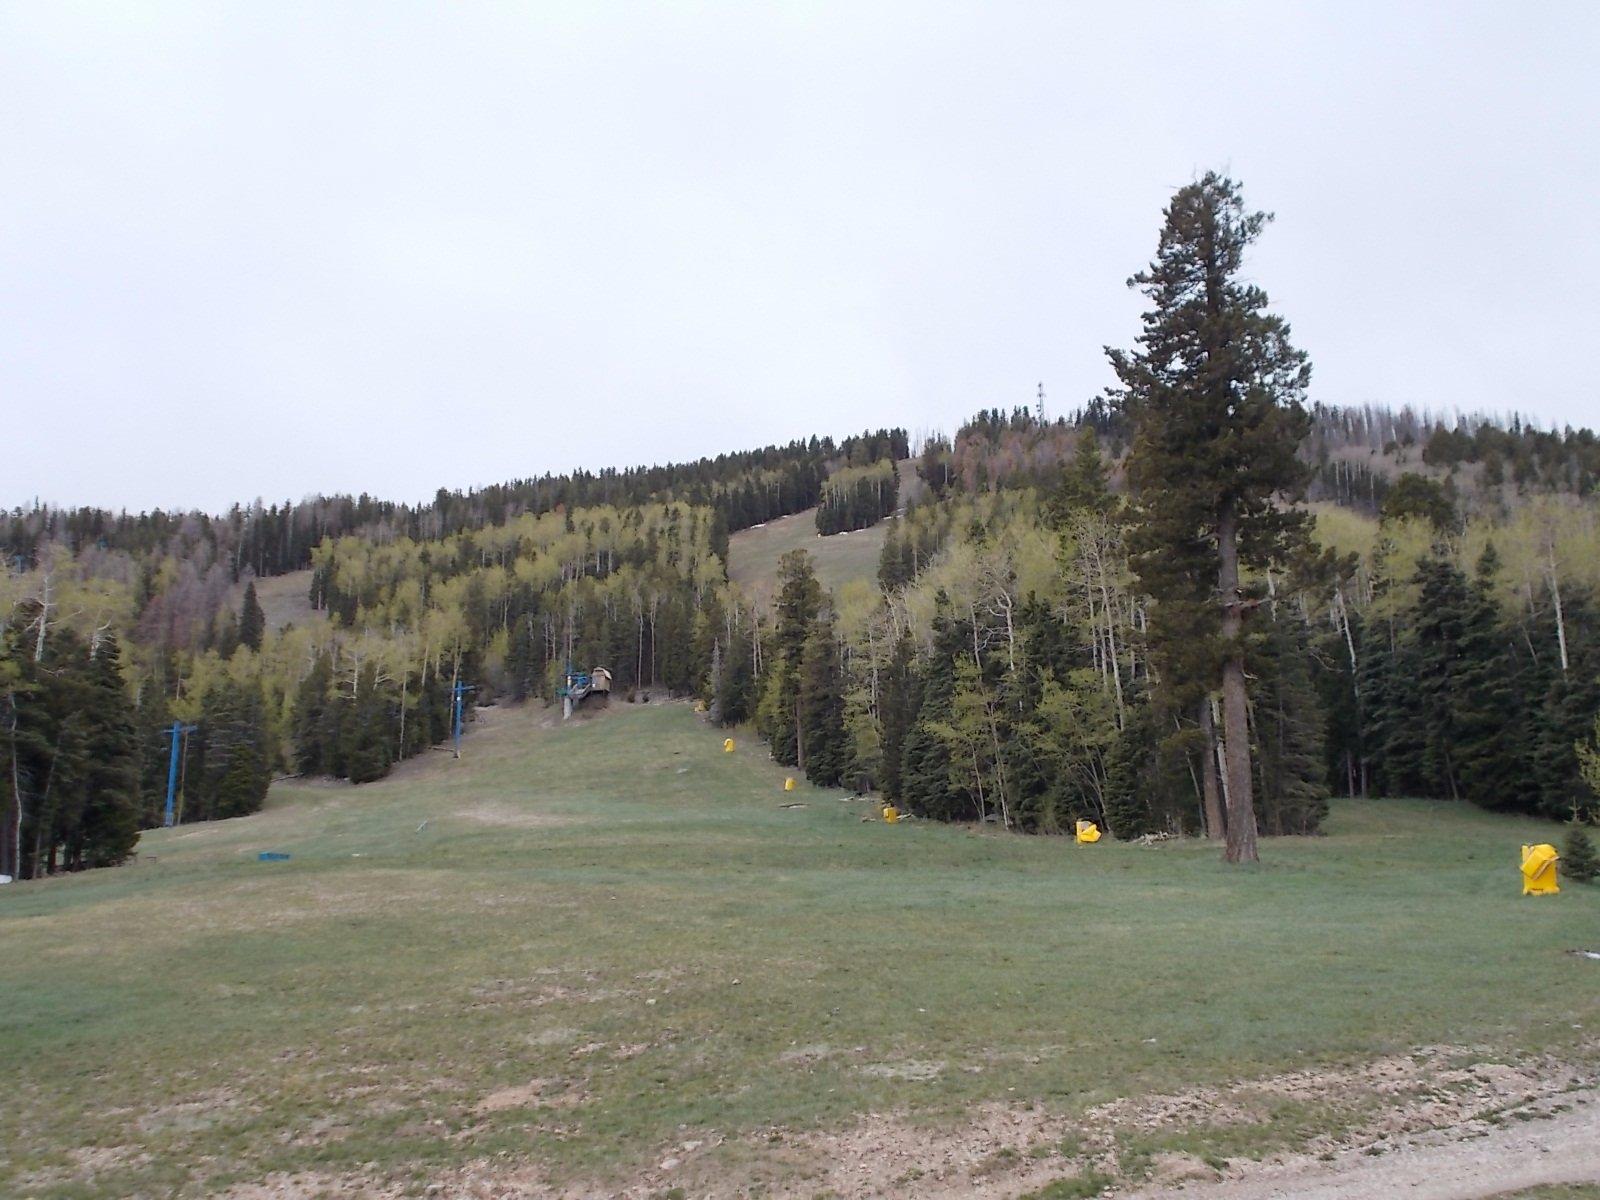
(1111, 173, 1313, 863)
(293, 652, 338, 775)
(797, 613, 848, 787)
(76, 633, 141, 867)
(1251, 614, 1330, 834)
(1409, 551, 1472, 799)
(239, 580, 266, 652)
(1453, 545, 1527, 810)
(757, 551, 821, 768)
(342, 662, 393, 785)
(878, 631, 916, 802)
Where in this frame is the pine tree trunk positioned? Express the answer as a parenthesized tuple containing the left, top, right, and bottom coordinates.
(794, 693, 805, 773)
(1199, 698, 1225, 840)
(1218, 503, 1260, 864)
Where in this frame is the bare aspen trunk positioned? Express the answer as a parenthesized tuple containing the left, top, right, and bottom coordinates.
(1217, 502, 1259, 864)
(33, 572, 53, 662)
(1103, 596, 1125, 726)
(1199, 697, 1225, 840)
(1549, 548, 1569, 674)
(1334, 588, 1359, 691)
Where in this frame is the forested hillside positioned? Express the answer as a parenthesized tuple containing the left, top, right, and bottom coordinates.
(0, 432, 901, 880)
(1, 428, 908, 584)
(7, 175, 1600, 883)
(6, 396, 1600, 882)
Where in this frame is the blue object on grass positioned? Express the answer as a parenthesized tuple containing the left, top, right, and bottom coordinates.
(257, 851, 291, 862)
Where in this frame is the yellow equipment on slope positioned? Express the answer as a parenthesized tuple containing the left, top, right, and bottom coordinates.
(882, 804, 899, 824)
(723, 738, 735, 753)
(1521, 843, 1560, 895)
(784, 777, 796, 791)
(1076, 820, 1102, 844)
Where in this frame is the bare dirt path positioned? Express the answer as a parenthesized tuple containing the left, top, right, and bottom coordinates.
(1123, 1092, 1600, 1199)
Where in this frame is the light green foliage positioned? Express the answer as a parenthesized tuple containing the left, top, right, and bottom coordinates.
(1576, 715, 1600, 808)
(1029, 670, 1119, 832)
(925, 656, 1011, 826)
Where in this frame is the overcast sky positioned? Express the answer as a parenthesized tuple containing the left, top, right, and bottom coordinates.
(4, 3, 1597, 513)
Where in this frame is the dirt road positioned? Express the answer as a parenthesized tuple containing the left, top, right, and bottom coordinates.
(1125, 1091, 1599, 1199)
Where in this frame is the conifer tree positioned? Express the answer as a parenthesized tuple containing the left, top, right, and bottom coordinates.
(1453, 545, 1527, 810)
(239, 580, 266, 652)
(1251, 614, 1330, 833)
(1111, 174, 1312, 863)
(1048, 427, 1114, 521)
(878, 526, 907, 591)
(76, 633, 141, 867)
(196, 680, 272, 819)
(758, 551, 821, 767)
(342, 662, 393, 784)
(293, 653, 338, 775)
(797, 613, 848, 786)
(900, 596, 967, 820)
(1410, 551, 1472, 799)
(878, 631, 915, 802)
(1564, 824, 1599, 883)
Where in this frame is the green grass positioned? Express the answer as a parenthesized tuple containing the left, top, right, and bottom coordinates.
(1020, 1169, 1117, 1199)
(3, 702, 1598, 1196)
(727, 509, 890, 608)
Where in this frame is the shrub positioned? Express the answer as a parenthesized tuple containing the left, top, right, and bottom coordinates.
(1563, 825, 1599, 884)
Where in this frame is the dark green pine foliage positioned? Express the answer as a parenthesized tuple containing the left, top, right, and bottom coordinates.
(878, 631, 916, 803)
(899, 596, 967, 820)
(506, 614, 542, 703)
(1380, 473, 1458, 533)
(760, 551, 822, 767)
(134, 684, 175, 826)
(1563, 825, 1599, 883)
(213, 608, 240, 658)
(292, 652, 339, 775)
(1250, 613, 1330, 834)
(1098, 706, 1146, 838)
(75, 633, 142, 868)
(1362, 615, 1425, 798)
(1452, 545, 1529, 811)
(1310, 611, 1363, 797)
(815, 465, 899, 535)
(796, 613, 848, 787)
(1408, 551, 1472, 799)
(342, 662, 394, 785)
(1007, 597, 1081, 832)
(195, 680, 273, 820)
(1047, 427, 1115, 521)
(1529, 588, 1600, 819)
(0, 617, 147, 877)
(1110, 172, 1314, 864)
(1095, 683, 1213, 841)
(239, 580, 266, 652)
(715, 621, 757, 727)
(878, 525, 910, 591)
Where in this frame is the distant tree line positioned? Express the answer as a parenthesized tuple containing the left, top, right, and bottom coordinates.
(1, 428, 909, 583)
(815, 460, 899, 535)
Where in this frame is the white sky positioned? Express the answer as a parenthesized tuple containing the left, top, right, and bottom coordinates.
(4, 2, 1597, 513)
